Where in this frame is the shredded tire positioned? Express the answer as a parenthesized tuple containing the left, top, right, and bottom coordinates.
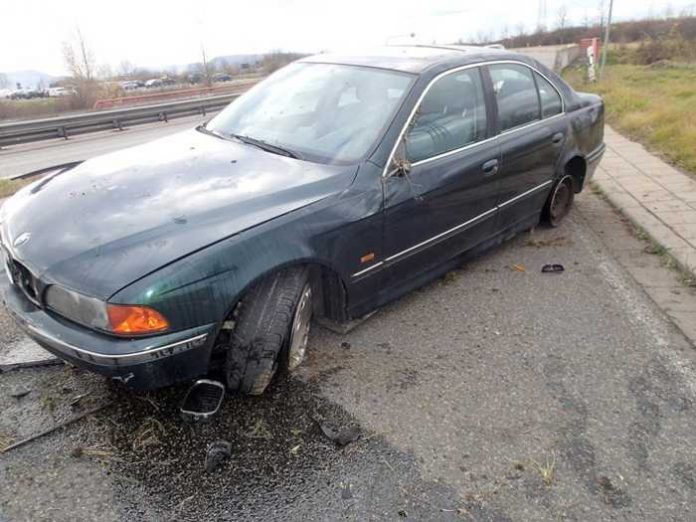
(225, 266, 309, 395)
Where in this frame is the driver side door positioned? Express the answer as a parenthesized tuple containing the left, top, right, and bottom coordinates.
(382, 66, 501, 288)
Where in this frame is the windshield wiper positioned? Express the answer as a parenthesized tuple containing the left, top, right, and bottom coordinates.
(227, 133, 302, 160)
(195, 124, 229, 141)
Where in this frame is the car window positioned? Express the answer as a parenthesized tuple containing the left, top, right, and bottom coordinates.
(405, 68, 487, 163)
(207, 63, 414, 165)
(535, 72, 563, 118)
(489, 64, 540, 131)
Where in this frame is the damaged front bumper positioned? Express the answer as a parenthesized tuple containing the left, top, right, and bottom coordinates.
(1, 278, 216, 389)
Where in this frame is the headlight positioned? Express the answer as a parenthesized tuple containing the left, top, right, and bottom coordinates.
(45, 285, 169, 335)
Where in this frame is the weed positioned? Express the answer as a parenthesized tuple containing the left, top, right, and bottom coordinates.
(131, 417, 165, 451)
(246, 417, 272, 440)
(533, 454, 556, 487)
(0, 432, 14, 452)
(644, 242, 668, 256)
(628, 224, 696, 289)
(71, 446, 118, 462)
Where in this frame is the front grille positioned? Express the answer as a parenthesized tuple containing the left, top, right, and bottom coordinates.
(5, 254, 42, 307)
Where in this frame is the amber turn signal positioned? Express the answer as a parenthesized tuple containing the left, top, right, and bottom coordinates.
(107, 304, 170, 334)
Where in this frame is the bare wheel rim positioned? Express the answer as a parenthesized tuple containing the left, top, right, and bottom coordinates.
(550, 178, 572, 221)
(287, 284, 312, 371)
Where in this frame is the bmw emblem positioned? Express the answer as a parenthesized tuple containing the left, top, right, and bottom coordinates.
(13, 233, 31, 248)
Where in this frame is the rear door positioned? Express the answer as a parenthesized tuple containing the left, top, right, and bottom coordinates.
(487, 63, 566, 230)
(382, 66, 500, 287)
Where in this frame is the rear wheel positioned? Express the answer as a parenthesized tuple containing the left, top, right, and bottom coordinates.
(543, 175, 575, 227)
(224, 266, 312, 395)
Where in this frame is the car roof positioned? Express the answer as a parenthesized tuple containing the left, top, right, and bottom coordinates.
(299, 45, 520, 74)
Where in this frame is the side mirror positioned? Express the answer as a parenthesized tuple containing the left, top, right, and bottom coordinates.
(389, 157, 412, 177)
(386, 141, 412, 178)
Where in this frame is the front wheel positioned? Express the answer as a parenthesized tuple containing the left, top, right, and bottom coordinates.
(224, 267, 312, 395)
(542, 175, 575, 227)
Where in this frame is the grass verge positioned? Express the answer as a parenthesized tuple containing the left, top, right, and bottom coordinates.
(564, 63, 696, 176)
(0, 178, 29, 199)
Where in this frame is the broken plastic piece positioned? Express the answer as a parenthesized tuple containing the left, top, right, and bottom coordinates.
(314, 417, 360, 447)
(180, 379, 225, 422)
(541, 264, 565, 273)
(204, 440, 232, 472)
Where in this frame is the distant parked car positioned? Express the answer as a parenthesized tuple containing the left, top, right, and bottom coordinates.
(213, 73, 233, 82)
(9, 89, 47, 100)
(188, 73, 204, 84)
(48, 87, 76, 97)
(145, 79, 163, 88)
(120, 81, 143, 91)
(1, 46, 605, 394)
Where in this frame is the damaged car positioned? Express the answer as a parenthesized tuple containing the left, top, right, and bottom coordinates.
(0, 45, 605, 393)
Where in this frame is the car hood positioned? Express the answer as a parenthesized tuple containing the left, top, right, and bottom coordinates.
(1, 129, 356, 299)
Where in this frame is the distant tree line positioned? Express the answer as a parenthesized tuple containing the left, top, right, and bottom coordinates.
(489, 13, 696, 49)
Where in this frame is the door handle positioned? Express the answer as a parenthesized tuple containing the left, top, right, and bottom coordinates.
(551, 132, 564, 145)
(482, 159, 499, 176)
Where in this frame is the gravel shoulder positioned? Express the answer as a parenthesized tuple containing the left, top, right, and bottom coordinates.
(1, 191, 696, 521)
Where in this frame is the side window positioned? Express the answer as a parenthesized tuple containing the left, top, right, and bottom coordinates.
(405, 68, 487, 163)
(535, 72, 562, 118)
(489, 64, 540, 131)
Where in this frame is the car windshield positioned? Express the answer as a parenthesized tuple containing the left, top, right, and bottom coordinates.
(205, 62, 415, 164)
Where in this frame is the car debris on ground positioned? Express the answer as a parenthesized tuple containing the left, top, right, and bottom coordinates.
(541, 263, 565, 273)
(204, 440, 232, 473)
(313, 416, 360, 447)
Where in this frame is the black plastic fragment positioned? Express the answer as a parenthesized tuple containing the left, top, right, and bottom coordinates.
(205, 440, 232, 472)
(541, 264, 565, 273)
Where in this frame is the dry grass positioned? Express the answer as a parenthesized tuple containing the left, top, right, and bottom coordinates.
(533, 454, 556, 487)
(0, 432, 15, 452)
(0, 178, 27, 199)
(564, 63, 696, 176)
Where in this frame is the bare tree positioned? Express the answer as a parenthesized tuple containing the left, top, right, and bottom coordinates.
(664, 3, 674, 19)
(197, 43, 214, 87)
(556, 5, 568, 43)
(62, 27, 96, 82)
(515, 22, 527, 46)
(118, 60, 137, 79)
(97, 64, 113, 80)
(62, 27, 98, 107)
(500, 24, 510, 42)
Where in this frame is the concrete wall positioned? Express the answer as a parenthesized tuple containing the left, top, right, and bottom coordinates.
(510, 44, 581, 73)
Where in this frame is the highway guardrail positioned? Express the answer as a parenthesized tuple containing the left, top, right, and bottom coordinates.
(0, 92, 240, 148)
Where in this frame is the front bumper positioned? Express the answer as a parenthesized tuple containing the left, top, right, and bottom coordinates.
(1, 276, 216, 389)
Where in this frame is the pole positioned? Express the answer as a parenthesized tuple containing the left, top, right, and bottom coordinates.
(599, 0, 614, 79)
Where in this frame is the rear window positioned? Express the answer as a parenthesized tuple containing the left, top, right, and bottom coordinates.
(489, 64, 540, 131)
(535, 72, 563, 118)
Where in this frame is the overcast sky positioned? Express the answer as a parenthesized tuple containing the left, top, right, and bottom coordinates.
(2, 0, 694, 75)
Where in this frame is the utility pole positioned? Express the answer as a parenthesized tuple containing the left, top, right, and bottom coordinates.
(599, 0, 614, 79)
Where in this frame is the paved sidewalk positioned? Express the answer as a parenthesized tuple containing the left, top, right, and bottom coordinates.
(594, 126, 696, 277)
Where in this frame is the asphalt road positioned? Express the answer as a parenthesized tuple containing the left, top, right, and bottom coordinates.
(0, 113, 217, 179)
(2, 192, 696, 521)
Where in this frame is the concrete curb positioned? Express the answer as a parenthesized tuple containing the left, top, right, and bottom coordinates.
(593, 127, 696, 280)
